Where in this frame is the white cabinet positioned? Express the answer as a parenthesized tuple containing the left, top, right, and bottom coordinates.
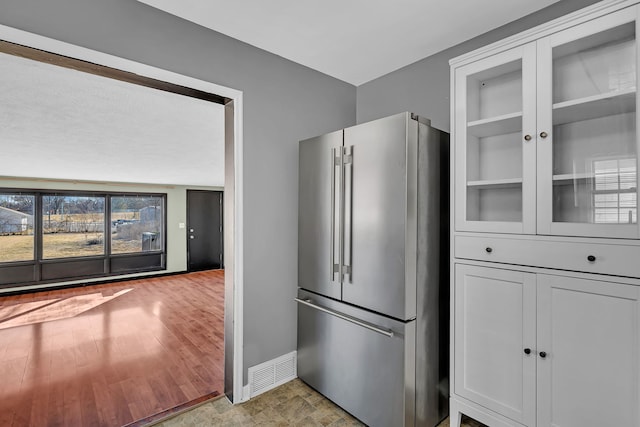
(537, 274, 640, 427)
(454, 265, 536, 426)
(454, 43, 537, 234)
(450, 2, 640, 426)
(454, 5, 640, 238)
(452, 264, 640, 427)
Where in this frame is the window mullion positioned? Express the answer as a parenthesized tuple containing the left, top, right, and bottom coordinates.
(105, 196, 112, 273)
(35, 192, 43, 281)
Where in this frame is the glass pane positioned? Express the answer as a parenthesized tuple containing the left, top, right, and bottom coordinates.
(467, 186, 523, 222)
(467, 60, 523, 121)
(466, 59, 523, 222)
(111, 196, 163, 254)
(42, 195, 105, 259)
(553, 23, 636, 103)
(0, 194, 35, 262)
(552, 23, 637, 225)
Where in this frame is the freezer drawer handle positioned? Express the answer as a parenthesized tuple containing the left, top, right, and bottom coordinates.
(295, 298, 394, 338)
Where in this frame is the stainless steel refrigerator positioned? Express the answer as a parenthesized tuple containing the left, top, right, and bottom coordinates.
(297, 112, 449, 427)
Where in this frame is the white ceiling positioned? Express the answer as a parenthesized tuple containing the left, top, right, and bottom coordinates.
(0, 52, 225, 187)
(137, 0, 563, 86)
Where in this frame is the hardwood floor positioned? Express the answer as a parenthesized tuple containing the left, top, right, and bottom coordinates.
(0, 270, 225, 427)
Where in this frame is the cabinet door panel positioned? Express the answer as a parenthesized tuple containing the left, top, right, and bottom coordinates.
(454, 43, 537, 234)
(454, 264, 536, 425)
(537, 7, 640, 238)
(537, 275, 640, 427)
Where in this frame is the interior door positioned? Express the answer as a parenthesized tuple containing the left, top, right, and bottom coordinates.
(342, 112, 413, 319)
(298, 129, 343, 300)
(187, 190, 223, 271)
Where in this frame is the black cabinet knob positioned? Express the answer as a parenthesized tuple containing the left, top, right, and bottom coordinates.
(524, 348, 531, 355)
(485, 247, 493, 253)
(587, 255, 596, 262)
(539, 351, 547, 358)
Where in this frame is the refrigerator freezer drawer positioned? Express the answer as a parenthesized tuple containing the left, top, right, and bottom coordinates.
(296, 289, 415, 427)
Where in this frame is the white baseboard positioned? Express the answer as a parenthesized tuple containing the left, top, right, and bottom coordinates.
(240, 385, 251, 403)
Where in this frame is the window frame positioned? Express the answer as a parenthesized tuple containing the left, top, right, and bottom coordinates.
(41, 193, 107, 260)
(0, 187, 167, 288)
(110, 194, 165, 256)
(0, 191, 36, 263)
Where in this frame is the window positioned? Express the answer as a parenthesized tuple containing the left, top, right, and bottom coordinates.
(0, 189, 166, 287)
(0, 194, 35, 262)
(593, 158, 637, 224)
(42, 195, 106, 259)
(111, 196, 163, 254)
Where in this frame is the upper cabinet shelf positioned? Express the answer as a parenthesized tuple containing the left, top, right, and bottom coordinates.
(552, 88, 636, 125)
(467, 177, 523, 189)
(551, 173, 594, 184)
(467, 111, 522, 138)
(453, 5, 639, 238)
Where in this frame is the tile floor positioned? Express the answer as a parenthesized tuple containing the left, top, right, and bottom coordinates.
(152, 379, 483, 426)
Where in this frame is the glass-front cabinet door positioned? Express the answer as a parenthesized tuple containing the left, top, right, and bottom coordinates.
(537, 7, 640, 238)
(454, 44, 537, 234)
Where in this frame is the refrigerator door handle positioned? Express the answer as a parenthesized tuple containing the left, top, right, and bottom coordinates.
(330, 148, 340, 281)
(343, 146, 353, 282)
(295, 298, 394, 338)
(338, 147, 345, 281)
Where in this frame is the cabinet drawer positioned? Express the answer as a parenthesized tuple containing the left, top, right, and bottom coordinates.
(455, 235, 640, 278)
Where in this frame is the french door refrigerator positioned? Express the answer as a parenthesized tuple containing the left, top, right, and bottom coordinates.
(297, 112, 449, 427)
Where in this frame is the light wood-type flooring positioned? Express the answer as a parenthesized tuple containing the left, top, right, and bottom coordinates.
(0, 270, 225, 427)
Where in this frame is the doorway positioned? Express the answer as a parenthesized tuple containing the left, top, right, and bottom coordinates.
(187, 190, 224, 271)
(0, 29, 244, 404)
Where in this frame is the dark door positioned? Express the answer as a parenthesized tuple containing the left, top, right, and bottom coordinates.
(187, 190, 223, 271)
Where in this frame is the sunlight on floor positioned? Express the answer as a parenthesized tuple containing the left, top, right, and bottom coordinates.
(0, 289, 132, 329)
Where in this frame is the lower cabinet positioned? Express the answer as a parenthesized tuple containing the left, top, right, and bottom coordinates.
(452, 264, 640, 427)
(537, 274, 640, 427)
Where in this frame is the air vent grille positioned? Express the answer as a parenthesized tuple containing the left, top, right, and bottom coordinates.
(275, 356, 295, 383)
(247, 351, 297, 398)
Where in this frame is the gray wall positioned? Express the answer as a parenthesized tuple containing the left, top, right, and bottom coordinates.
(0, 0, 356, 384)
(0, 0, 606, 391)
(356, 0, 602, 131)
